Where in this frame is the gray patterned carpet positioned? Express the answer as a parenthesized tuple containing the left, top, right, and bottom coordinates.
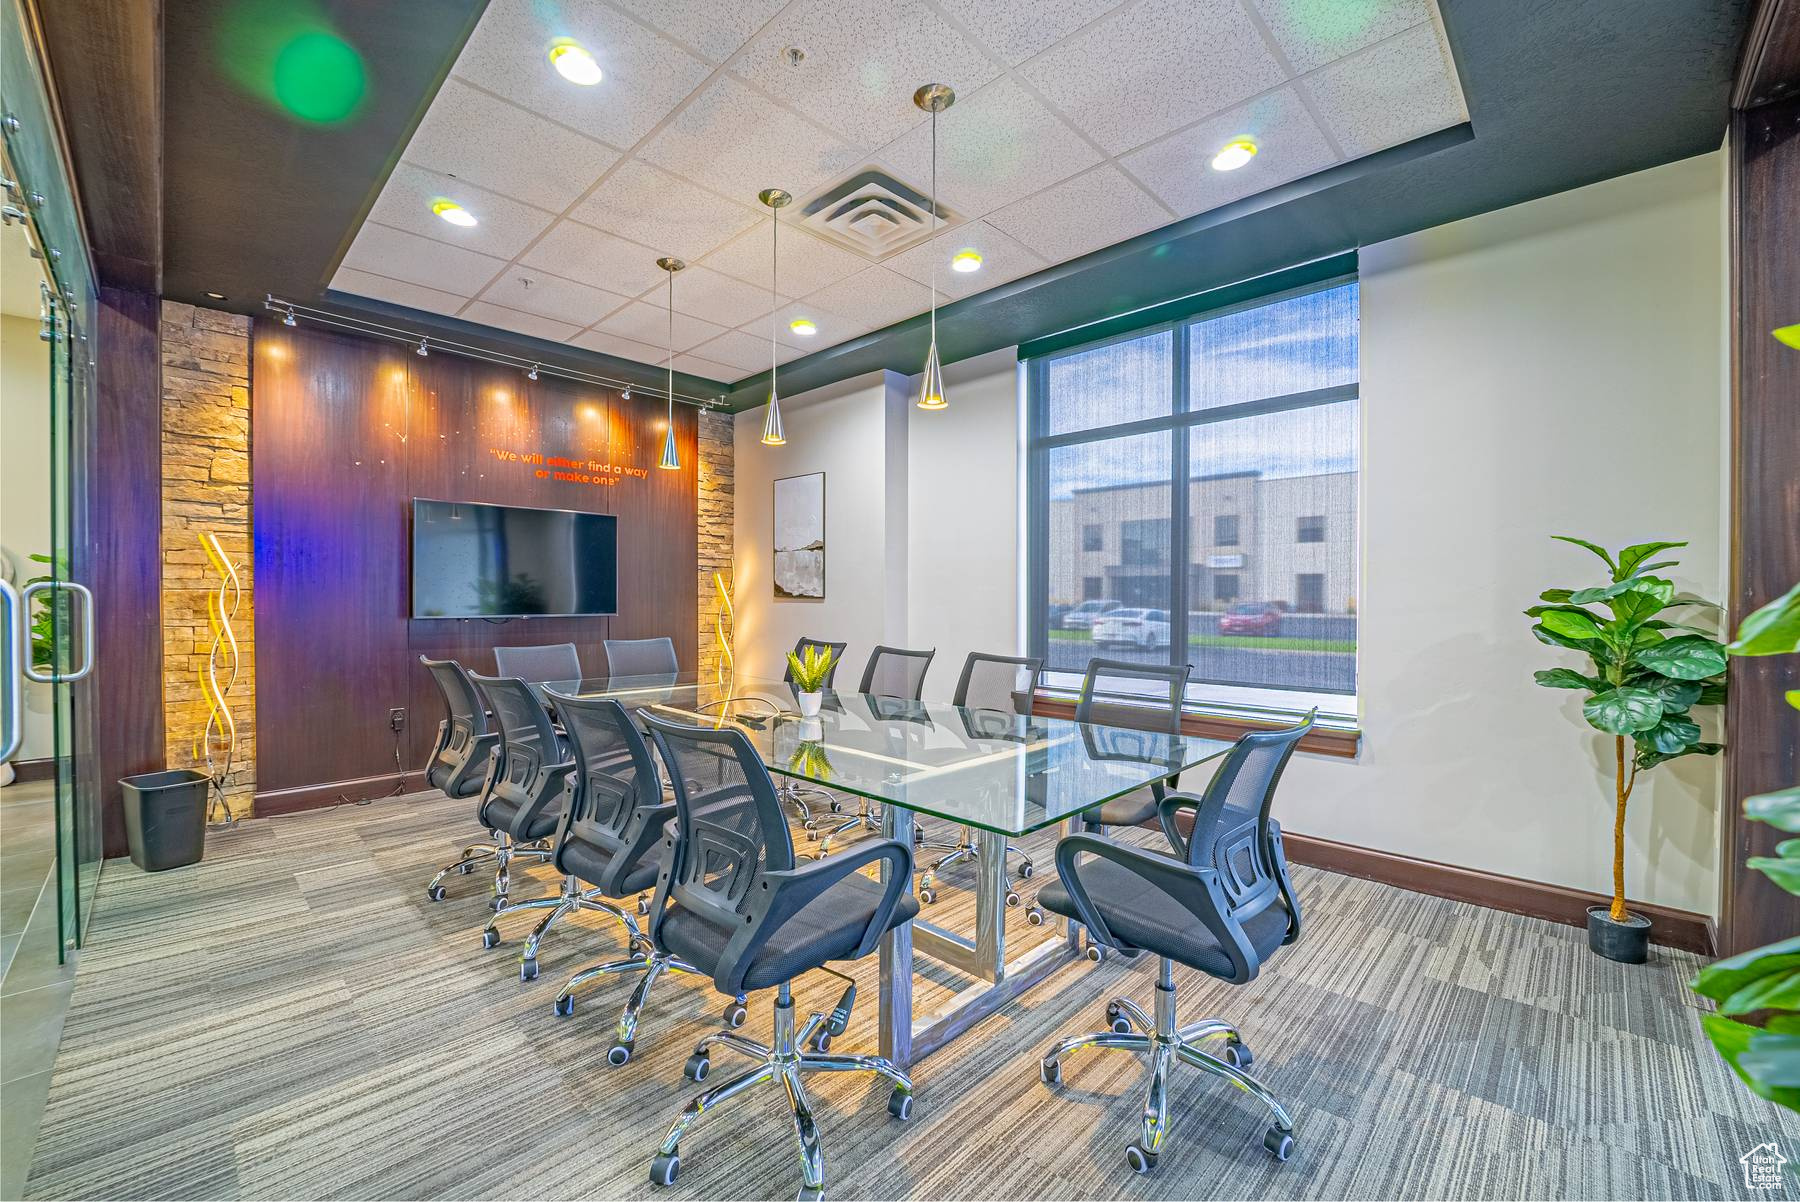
(20, 789, 1797, 1201)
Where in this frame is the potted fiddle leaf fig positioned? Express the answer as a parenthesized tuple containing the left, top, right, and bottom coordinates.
(786, 644, 837, 718)
(1527, 536, 1727, 963)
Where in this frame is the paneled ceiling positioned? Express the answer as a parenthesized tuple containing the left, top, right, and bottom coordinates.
(331, 0, 1467, 383)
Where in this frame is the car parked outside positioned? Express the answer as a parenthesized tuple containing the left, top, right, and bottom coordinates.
(1092, 608, 1171, 649)
(1218, 602, 1284, 636)
(1060, 600, 1120, 631)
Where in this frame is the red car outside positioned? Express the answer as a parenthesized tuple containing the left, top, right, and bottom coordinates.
(1219, 603, 1283, 636)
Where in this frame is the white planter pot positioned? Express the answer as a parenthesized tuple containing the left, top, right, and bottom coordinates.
(797, 690, 823, 718)
(798, 716, 823, 743)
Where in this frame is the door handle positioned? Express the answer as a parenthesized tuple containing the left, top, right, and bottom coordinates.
(0, 580, 21, 762)
(21, 580, 96, 683)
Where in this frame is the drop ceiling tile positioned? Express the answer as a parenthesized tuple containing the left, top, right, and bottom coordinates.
(329, 268, 471, 318)
(730, 0, 1003, 148)
(593, 300, 729, 352)
(1019, 0, 1285, 155)
(478, 265, 632, 326)
(1250, 0, 1433, 73)
(803, 266, 933, 330)
(520, 219, 670, 297)
(688, 329, 777, 375)
(987, 164, 1170, 261)
(1121, 87, 1337, 218)
(365, 163, 556, 259)
(569, 161, 760, 260)
(456, 301, 584, 343)
(340, 224, 509, 296)
(1301, 22, 1467, 158)
(699, 224, 869, 298)
(741, 302, 873, 351)
(874, 76, 1100, 220)
(639, 75, 867, 203)
(610, 0, 788, 65)
(932, 0, 1123, 66)
(656, 264, 776, 328)
(882, 221, 1046, 300)
(570, 328, 667, 365)
(450, 0, 711, 149)
(400, 79, 621, 212)
(674, 351, 740, 381)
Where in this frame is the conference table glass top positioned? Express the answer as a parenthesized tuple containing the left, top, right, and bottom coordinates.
(537, 673, 1233, 838)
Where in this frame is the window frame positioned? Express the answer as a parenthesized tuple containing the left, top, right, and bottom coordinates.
(1025, 272, 1359, 710)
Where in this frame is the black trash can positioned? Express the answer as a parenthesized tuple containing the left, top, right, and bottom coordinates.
(120, 769, 211, 871)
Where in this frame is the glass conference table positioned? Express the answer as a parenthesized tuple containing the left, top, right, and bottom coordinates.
(539, 673, 1234, 1069)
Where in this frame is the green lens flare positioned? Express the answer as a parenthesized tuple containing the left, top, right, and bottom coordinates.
(217, 0, 365, 125)
(273, 31, 366, 123)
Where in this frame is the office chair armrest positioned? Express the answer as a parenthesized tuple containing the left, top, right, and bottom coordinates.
(605, 801, 678, 895)
(714, 839, 915, 996)
(1055, 833, 1261, 983)
(504, 761, 577, 840)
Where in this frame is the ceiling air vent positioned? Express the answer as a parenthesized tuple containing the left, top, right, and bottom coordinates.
(797, 168, 960, 261)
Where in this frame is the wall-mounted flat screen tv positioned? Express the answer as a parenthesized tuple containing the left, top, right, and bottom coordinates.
(412, 499, 618, 618)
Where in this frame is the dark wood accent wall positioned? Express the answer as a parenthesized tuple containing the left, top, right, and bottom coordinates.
(86, 287, 166, 856)
(251, 320, 698, 812)
(1720, 90, 1800, 956)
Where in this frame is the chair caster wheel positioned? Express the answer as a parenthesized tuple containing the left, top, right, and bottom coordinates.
(554, 994, 574, 1017)
(1026, 907, 1046, 926)
(723, 1002, 747, 1028)
(1005, 890, 1021, 906)
(807, 829, 820, 842)
(607, 1043, 632, 1066)
(426, 885, 447, 902)
(1264, 1127, 1294, 1161)
(456, 861, 476, 875)
(887, 1089, 914, 1120)
(684, 1053, 711, 1082)
(1085, 943, 1107, 962)
(489, 897, 506, 913)
(799, 1186, 824, 1202)
(829, 799, 844, 814)
(1017, 862, 1034, 880)
(1126, 1143, 1158, 1174)
(1105, 1002, 1132, 1033)
(808, 1030, 832, 1053)
(519, 957, 538, 982)
(482, 928, 500, 950)
(919, 887, 937, 905)
(1223, 1038, 1253, 1069)
(1039, 1058, 1062, 1087)
(637, 896, 650, 916)
(649, 1152, 679, 1187)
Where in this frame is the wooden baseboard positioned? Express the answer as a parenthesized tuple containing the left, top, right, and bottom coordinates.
(254, 769, 425, 817)
(1280, 831, 1715, 955)
(4, 757, 57, 784)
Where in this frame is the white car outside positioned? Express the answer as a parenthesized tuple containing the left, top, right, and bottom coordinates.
(1091, 608, 1170, 649)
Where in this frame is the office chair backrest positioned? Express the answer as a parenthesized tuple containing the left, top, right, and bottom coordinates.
(419, 655, 493, 796)
(545, 689, 671, 889)
(859, 645, 936, 700)
(641, 712, 794, 947)
(1075, 658, 1190, 734)
(1185, 712, 1315, 940)
(470, 672, 564, 798)
(784, 637, 847, 688)
(604, 636, 679, 677)
(493, 642, 582, 683)
(955, 653, 1044, 717)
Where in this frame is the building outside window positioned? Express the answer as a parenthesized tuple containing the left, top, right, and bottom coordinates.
(1029, 277, 1359, 701)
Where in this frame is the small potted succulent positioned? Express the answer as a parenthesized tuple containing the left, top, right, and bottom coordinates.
(1526, 536, 1727, 963)
(786, 644, 837, 718)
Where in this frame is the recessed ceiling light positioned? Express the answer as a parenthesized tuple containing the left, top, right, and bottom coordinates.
(789, 317, 817, 336)
(204, 291, 227, 300)
(951, 248, 983, 273)
(549, 41, 602, 86)
(432, 199, 477, 227)
(1211, 137, 1258, 171)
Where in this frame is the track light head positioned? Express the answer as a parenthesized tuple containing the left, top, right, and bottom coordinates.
(417, 339, 429, 357)
(282, 306, 297, 327)
(527, 363, 539, 380)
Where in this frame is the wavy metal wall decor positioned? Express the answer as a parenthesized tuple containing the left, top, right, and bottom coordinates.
(195, 531, 242, 824)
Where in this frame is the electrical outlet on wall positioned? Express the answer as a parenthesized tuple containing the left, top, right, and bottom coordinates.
(389, 707, 406, 732)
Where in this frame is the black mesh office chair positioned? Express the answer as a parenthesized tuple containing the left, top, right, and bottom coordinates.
(1020, 657, 1191, 927)
(814, 645, 936, 854)
(1035, 712, 1315, 1173)
(419, 657, 511, 903)
(780, 636, 848, 829)
(639, 712, 918, 1199)
(494, 642, 582, 683)
(916, 653, 1043, 904)
(459, 673, 569, 920)
(604, 637, 679, 677)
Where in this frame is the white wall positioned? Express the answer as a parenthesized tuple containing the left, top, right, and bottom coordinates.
(732, 150, 1727, 913)
(0, 313, 54, 762)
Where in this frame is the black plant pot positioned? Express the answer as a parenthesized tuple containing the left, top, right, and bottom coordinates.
(1587, 905, 1651, 963)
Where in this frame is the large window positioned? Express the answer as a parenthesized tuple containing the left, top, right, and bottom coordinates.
(1029, 279, 1359, 700)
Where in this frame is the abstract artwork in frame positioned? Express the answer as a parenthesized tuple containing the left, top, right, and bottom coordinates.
(773, 472, 825, 599)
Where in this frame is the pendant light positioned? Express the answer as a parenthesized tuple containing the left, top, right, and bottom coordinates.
(758, 188, 791, 446)
(914, 83, 954, 411)
(656, 256, 684, 471)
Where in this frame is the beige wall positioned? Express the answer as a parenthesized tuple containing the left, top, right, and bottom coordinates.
(0, 313, 54, 761)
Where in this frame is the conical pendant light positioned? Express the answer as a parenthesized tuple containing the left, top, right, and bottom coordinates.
(656, 256, 684, 470)
(914, 83, 955, 411)
(759, 188, 791, 446)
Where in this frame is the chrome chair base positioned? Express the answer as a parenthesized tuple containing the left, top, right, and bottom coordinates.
(649, 983, 915, 1199)
(916, 829, 1034, 904)
(481, 872, 648, 982)
(782, 780, 841, 831)
(425, 831, 553, 910)
(813, 798, 883, 854)
(553, 946, 750, 1064)
(1039, 959, 1295, 1172)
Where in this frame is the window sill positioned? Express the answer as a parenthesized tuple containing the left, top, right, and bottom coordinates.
(1030, 690, 1361, 759)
